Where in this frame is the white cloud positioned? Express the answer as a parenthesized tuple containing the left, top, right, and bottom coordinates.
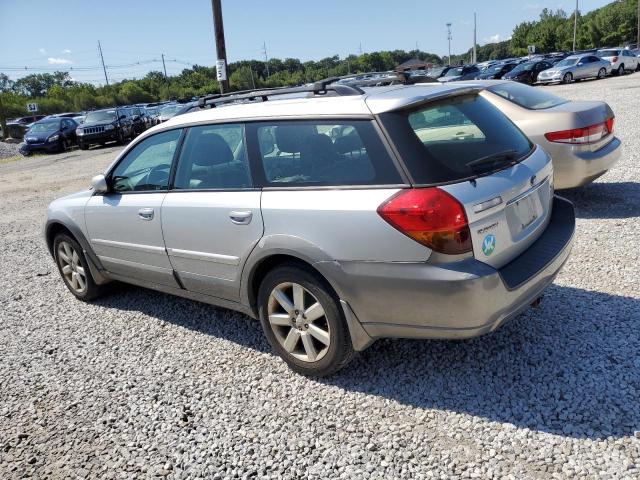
(47, 57, 74, 65)
(484, 34, 503, 43)
(38, 48, 46, 55)
(61, 49, 72, 54)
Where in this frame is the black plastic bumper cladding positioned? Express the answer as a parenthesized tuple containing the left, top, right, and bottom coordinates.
(498, 196, 575, 290)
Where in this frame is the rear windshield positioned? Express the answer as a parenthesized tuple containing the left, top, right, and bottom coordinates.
(598, 50, 620, 57)
(378, 94, 532, 184)
(488, 82, 568, 110)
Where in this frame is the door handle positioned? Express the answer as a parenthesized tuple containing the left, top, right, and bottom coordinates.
(138, 208, 154, 220)
(229, 210, 252, 225)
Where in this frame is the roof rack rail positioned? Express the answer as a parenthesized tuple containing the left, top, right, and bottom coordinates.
(197, 78, 364, 109)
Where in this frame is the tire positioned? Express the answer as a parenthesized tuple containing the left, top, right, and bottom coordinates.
(53, 233, 106, 301)
(79, 142, 88, 150)
(617, 65, 624, 76)
(116, 130, 125, 145)
(597, 68, 606, 79)
(563, 72, 573, 84)
(257, 264, 354, 377)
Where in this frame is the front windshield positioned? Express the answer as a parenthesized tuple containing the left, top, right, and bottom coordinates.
(160, 104, 183, 116)
(85, 110, 117, 123)
(555, 58, 579, 68)
(510, 62, 534, 73)
(483, 64, 503, 74)
(28, 120, 60, 132)
(444, 67, 463, 77)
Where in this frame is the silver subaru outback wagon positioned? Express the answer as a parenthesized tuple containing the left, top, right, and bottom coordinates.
(45, 80, 575, 376)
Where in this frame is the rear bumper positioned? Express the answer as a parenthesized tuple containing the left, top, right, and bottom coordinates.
(321, 196, 575, 347)
(550, 136, 622, 189)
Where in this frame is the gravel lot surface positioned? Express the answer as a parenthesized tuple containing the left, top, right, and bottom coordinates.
(0, 141, 23, 160)
(1, 74, 639, 479)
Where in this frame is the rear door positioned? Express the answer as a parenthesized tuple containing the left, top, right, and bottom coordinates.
(161, 123, 263, 301)
(85, 128, 182, 286)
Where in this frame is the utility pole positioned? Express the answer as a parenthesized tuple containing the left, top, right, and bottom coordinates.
(446, 23, 452, 66)
(637, 0, 639, 49)
(211, 0, 229, 93)
(573, 0, 578, 52)
(262, 41, 270, 77)
(358, 42, 363, 55)
(473, 13, 477, 64)
(98, 41, 109, 86)
(161, 54, 168, 80)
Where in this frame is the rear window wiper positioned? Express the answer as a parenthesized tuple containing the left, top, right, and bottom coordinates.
(467, 149, 519, 170)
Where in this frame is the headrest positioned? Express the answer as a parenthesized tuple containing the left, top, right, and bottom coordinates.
(275, 125, 315, 153)
(190, 132, 233, 166)
(334, 133, 364, 154)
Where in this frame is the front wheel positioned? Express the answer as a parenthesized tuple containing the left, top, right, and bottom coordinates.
(53, 233, 106, 301)
(258, 265, 354, 377)
(79, 142, 88, 150)
(597, 68, 606, 79)
(617, 65, 625, 76)
(563, 72, 573, 84)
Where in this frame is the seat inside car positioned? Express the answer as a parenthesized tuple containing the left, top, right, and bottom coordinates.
(180, 131, 249, 189)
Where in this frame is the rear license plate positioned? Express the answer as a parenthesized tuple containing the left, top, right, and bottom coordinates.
(510, 191, 543, 234)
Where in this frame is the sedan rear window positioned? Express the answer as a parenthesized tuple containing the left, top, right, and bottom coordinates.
(378, 94, 532, 184)
(598, 50, 620, 57)
(487, 82, 567, 110)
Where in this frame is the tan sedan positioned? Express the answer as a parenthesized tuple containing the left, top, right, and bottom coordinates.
(457, 80, 621, 189)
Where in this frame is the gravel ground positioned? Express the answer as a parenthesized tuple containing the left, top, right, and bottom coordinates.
(1, 74, 639, 479)
(0, 141, 23, 160)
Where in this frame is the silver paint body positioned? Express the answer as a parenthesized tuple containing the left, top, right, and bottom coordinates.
(46, 84, 574, 350)
(536, 54, 612, 83)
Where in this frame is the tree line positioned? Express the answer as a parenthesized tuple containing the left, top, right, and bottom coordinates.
(1, 0, 637, 137)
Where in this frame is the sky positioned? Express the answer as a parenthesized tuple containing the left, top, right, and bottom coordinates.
(0, 0, 613, 85)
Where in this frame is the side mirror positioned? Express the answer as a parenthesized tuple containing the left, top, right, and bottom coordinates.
(91, 174, 108, 194)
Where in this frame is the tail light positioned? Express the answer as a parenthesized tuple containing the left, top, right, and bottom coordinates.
(377, 188, 472, 255)
(612, 56, 618, 63)
(544, 117, 614, 144)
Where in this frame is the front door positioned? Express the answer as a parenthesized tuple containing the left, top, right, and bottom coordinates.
(161, 123, 263, 301)
(85, 128, 182, 287)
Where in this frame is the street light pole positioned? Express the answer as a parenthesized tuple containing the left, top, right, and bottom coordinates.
(446, 23, 452, 66)
(473, 13, 477, 64)
(573, 0, 578, 52)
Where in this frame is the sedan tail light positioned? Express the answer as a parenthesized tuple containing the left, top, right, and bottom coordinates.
(612, 56, 619, 63)
(544, 117, 614, 144)
(377, 188, 472, 255)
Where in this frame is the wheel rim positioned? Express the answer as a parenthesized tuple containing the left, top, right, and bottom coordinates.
(564, 74, 571, 83)
(599, 68, 605, 78)
(57, 241, 87, 294)
(267, 282, 331, 363)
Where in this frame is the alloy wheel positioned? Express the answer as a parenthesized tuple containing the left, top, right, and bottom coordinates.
(598, 68, 606, 79)
(57, 241, 87, 294)
(267, 282, 331, 362)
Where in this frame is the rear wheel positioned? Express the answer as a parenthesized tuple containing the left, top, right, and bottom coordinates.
(258, 265, 354, 377)
(597, 68, 606, 79)
(116, 130, 125, 145)
(563, 72, 573, 84)
(53, 233, 106, 301)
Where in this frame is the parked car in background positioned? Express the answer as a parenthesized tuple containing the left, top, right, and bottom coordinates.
(124, 106, 149, 136)
(425, 65, 453, 80)
(72, 115, 86, 125)
(20, 117, 78, 155)
(471, 80, 621, 189)
(475, 62, 518, 80)
(45, 80, 575, 376)
(537, 55, 610, 84)
(437, 64, 480, 82)
(597, 48, 640, 75)
(76, 108, 134, 149)
(5, 115, 47, 139)
(158, 103, 187, 123)
(144, 106, 160, 126)
(502, 60, 552, 84)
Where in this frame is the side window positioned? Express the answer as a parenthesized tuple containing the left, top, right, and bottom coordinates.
(174, 124, 251, 190)
(110, 129, 181, 192)
(255, 121, 401, 186)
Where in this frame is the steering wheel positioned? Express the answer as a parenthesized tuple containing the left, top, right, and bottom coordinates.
(145, 163, 171, 190)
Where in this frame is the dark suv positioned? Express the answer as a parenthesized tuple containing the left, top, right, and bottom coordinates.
(76, 108, 134, 149)
(124, 106, 149, 136)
